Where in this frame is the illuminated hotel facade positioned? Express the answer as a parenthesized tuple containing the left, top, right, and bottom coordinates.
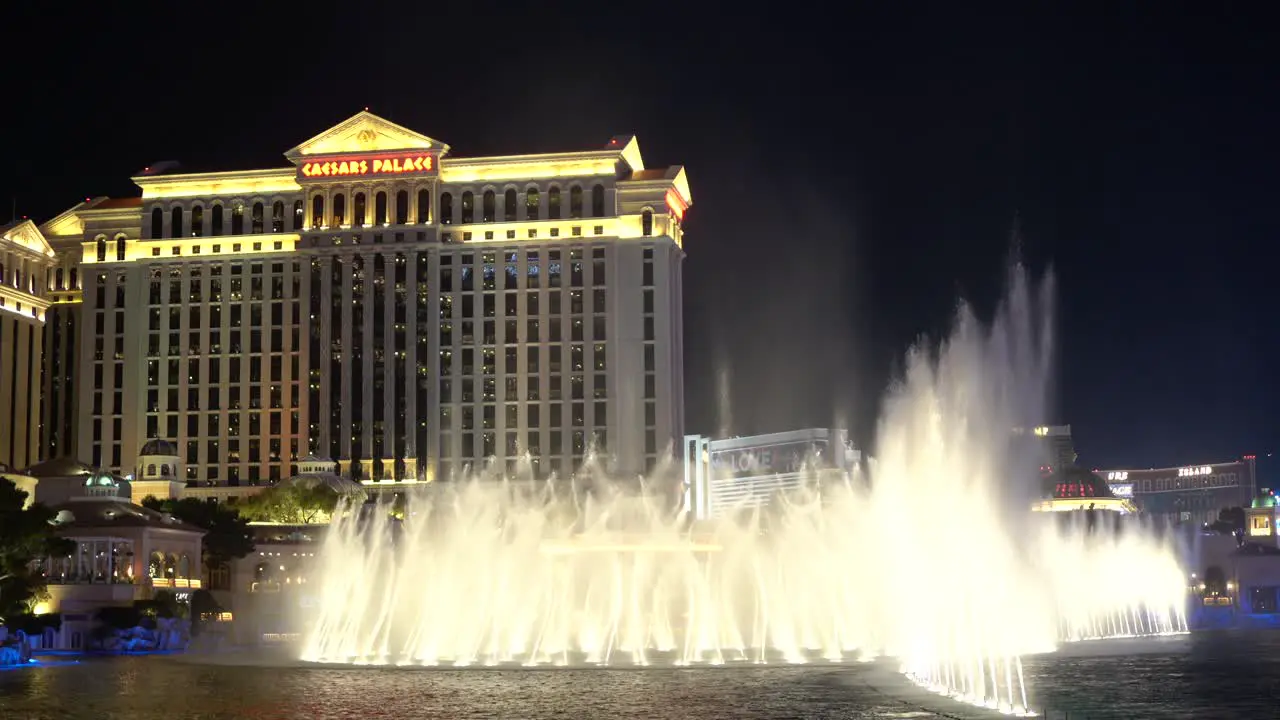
(1098, 456, 1257, 526)
(0, 220, 57, 470)
(29, 111, 691, 498)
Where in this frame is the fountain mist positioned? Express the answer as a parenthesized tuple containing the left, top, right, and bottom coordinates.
(302, 265, 1186, 716)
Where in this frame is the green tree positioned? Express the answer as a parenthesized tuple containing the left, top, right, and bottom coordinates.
(235, 484, 342, 524)
(140, 496, 255, 569)
(0, 479, 75, 622)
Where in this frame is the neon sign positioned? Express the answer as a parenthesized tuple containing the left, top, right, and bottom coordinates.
(299, 153, 436, 179)
(1107, 471, 1129, 481)
(1109, 483, 1134, 497)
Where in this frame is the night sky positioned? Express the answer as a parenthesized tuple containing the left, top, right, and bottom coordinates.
(4, 4, 1276, 471)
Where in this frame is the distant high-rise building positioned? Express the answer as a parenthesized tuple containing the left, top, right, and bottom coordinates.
(27, 111, 692, 499)
(1014, 424, 1076, 477)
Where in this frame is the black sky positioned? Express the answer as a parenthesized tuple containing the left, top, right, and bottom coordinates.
(4, 3, 1277, 470)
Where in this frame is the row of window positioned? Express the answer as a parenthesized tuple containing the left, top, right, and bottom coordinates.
(149, 201, 304, 240)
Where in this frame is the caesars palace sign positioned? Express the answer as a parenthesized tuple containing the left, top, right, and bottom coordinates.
(299, 153, 437, 179)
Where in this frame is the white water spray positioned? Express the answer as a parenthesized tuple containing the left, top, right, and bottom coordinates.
(301, 265, 1186, 717)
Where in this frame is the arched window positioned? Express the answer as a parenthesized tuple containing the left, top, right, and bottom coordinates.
(461, 191, 474, 223)
(417, 188, 431, 223)
(211, 204, 224, 235)
(591, 184, 605, 217)
(147, 463, 157, 476)
(396, 190, 409, 224)
(526, 188, 540, 220)
(190, 205, 204, 237)
(548, 187, 561, 219)
(161, 464, 170, 476)
(251, 202, 264, 233)
(150, 207, 163, 239)
(569, 186, 583, 219)
(642, 208, 654, 236)
(96, 236, 107, 262)
(231, 204, 244, 235)
(311, 195, 324, 229)
(292, 200, 304, 230)
(375, 192, 388, 224)
(116, 236, 127, 261)
(332, 193, 346, 226)
(69, 269, 78, 289)
(504, 189, 517, 221)
(271, 201, 284, 232)
(178, 554, 190, 579)
(440, 192, 453, 224)
(354, 193, 367, 226)
(170, 207, 184, 239)
(55, 268, 64, 290)
(482, 190, 495, 222)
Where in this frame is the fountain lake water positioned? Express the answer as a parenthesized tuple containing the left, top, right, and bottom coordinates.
(301, 265, 1187, 716)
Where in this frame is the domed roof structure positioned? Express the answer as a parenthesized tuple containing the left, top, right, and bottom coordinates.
(138, 438, 178, 456)
(19, 456, 98, 478)
(1252, 494, 1278, 509)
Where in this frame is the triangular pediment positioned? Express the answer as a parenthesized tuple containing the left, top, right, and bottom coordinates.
(0, 219, 54, 257)
(285, 111, 450, 161)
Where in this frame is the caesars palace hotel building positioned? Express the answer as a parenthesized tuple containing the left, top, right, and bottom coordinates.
(2, 111, 691, 498)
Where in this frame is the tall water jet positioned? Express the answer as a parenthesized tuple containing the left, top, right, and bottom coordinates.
(302, 264, 1185, 718)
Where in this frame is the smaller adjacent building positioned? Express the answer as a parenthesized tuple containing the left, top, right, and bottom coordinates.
(682, 428, 862, 520)
(29, 473, 205, 650)
(1095, 457, 1256, 526)
(1031, 466, 1136, 515)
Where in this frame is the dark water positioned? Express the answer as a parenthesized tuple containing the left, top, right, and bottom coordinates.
(2, 632, 1276, 719)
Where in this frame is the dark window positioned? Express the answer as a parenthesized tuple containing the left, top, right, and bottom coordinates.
(311, 195, 324, 229)
(232, 204, 245, 235)
(211, 205, 224, 235)
(190, 205, 204, 237)
(116, 237, 127, 261)
(548, 187, 561, 219)
(150, 207, 163, 239)
(292, 200, 304, 230)
(526, 188, 540, 220)
(272, 201, 285, 232)
(642, 209, 654, 236)
(440, 192, 453, 224)
(354, 193, 367, 225)
(416, 189, 430, 223)
(396, 190, 409, 224)
(482, 190, 495, 222)
(251, 202, 264, 233)
(332, 193, 346, 226)
(591, 184, 605, 217)
(171, 206, 184, 238)
(96, 237, 107, 262)
(501, 188, 517, 221)
(569, 186, 583, 219)
(461, 191, 474, 223)
(375, 192, 388, 225)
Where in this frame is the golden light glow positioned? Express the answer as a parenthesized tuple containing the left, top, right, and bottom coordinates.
(289, 111, 441, 157)
(665, 188, 688, 221)
(1, 219, 56, 257)
(32, 600, 52, 615)
(1250, 515, 1272, 536)
(1031, 497, 1137, 514)
(441, 153, 617, 184)
(81, 233, 301, 264)
(443, 218, 620, 243)
(0, 285, 50, 320)
(133, 168, 301, 200)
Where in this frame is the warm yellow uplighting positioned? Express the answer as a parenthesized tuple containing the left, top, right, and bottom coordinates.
(441, 153, 618, 184)
(81, 233, 301, 264)
(133, 168, 301, 200)
(1, 219, 56, 257)
(32, 601, 52, 615)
